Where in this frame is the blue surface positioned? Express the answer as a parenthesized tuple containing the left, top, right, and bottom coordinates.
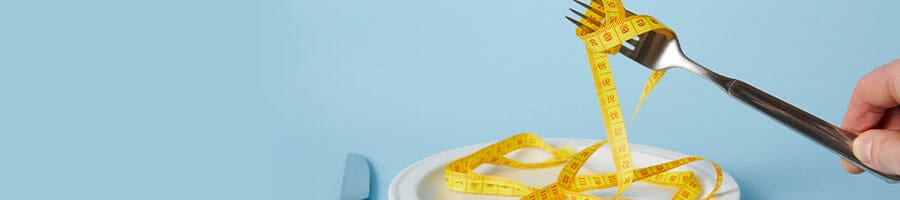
(1, 0, 899, 199)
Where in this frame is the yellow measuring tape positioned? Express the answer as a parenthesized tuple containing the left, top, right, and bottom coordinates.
(444, 0, 723, 199)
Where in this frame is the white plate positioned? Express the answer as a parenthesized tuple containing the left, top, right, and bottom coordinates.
(389, 138, 740, 200)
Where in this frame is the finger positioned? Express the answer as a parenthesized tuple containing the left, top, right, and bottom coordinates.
(878, 106, 900, 131)
(852, 129, 900, 175)
(841, 59, 900, 134)
(841, 159, 864, 174)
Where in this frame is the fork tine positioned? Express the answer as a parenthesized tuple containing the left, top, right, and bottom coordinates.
(580, 0, 638, 16)
(618, 45, 635, 57)
(569, 8, 602, 27)
(574, 0, 605, 18)
(568, 0, 646, 38)
(564, 16, 596, 32)
(564, 16, 584, 27)
(624, 9, 637, 16)
(626, 38, 639, 46)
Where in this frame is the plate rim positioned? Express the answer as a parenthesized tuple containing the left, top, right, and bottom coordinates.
(389, 137, 740, 200)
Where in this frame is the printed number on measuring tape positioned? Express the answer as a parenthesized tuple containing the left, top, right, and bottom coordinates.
(443, 0, 725, 199)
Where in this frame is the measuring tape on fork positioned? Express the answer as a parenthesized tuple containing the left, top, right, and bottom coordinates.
(443, 0, 723, 199)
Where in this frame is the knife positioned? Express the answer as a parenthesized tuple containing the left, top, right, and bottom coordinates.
(341, 153, 371, 200)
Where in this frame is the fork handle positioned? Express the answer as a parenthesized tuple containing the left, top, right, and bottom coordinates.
(719, 77, 900, 183)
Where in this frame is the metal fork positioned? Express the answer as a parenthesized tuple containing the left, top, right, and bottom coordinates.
(567, 0, 900, 183)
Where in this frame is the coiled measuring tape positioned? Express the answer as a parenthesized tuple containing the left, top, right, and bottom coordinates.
(444, 0, 723, 199)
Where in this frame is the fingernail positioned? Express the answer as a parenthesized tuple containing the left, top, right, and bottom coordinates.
(853, 134, 873, 165)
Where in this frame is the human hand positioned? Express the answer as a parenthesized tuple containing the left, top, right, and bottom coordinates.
(840, 59, 900, 175)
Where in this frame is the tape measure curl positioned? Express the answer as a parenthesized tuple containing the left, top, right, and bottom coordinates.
(444, 0, 723, 199)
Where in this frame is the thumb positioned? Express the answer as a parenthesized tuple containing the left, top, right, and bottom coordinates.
(853, 129, 900, 175)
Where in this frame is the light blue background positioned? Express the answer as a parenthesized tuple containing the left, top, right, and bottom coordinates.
(1, 0, 898, 199)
